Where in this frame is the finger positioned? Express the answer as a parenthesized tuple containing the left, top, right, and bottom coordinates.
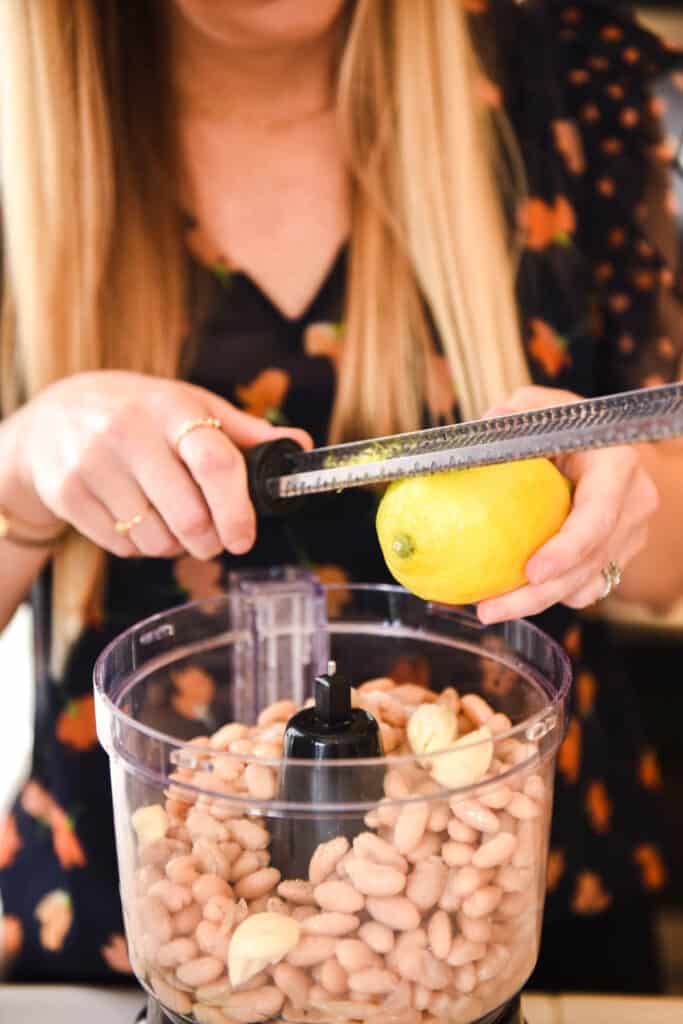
(127, 438, 226, 560)
(196, 386, 313, 452)
(54, 474, 137, 558)
(175, 428, 256, 554)
(81, 449, 182, 558)
(563, 525, 649, 609)
(525, 452, 637, 585)
(477, 555, 600, 624)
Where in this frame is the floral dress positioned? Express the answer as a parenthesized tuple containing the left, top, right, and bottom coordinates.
(1, 0, 682, 997)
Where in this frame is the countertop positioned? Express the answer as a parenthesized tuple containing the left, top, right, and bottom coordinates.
(2, 987, 683, 1024)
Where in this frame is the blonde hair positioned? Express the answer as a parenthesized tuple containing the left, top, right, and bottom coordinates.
(0, 0, 528, 672)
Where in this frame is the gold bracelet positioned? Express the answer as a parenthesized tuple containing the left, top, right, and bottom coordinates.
(0, 507, 68, 549)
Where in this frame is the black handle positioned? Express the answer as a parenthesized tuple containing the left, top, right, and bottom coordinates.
(244, 438, 306, 518)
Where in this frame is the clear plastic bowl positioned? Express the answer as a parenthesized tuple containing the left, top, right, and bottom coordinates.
(94, 573, 570, 1024)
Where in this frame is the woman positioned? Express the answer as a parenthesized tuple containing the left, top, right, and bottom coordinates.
(0, 0, 682, 995)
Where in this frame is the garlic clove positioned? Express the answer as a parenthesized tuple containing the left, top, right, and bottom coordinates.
(132, 804, 169, 844)
(228, 912, 301, 988)
(407, 704, 458, 760)
(429, 726, 494, 789)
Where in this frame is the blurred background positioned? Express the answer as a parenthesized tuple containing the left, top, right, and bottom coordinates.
(1, 0, 682, 998)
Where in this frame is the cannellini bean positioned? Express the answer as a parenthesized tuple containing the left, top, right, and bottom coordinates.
(213, 755, 244, 782)
(447, 819, 478, 843)
(461, 885, 503, 918)
(210, 723, 248, 749)
(359, 921, 395, 955)
(195, 920, 221, 955)
(384, 770, 411, 800)
(336, 939, 378, 973)
(460, 694, 495, 727)
(229, 740, 254, 757)
(497, 864, 533, 893)
(393, 684, 436, 704)
(301, 913, 360, 936)
(472, 832, 517, 869)
(258, 700, 298, 727)
(406, 859, 447, 910)
(394, 802, 430, 854)
(149, 880, 193, 913)
(193, 839, 236, 879)
(384, 979, 414, 1010)
(457, 912, 492, 944)
(203, 895, 236, 926)
(150, 972, 193, 1014)
(487, 713, 513, 736)
(442, 841, 473, 867)
(234, 867, 280, 901)
(187, 810, 229, 842)
(176, 955, 224, 988)
(498, 891, 533, 919)
(278, 880, 316, 905)
(450, 799, 500, 834)
(140, 894, 173, 943)
(477, 944, 511, 983)
(192, 1006, 233, 1024)
(427, 910, 452, 960)
(453, 963, 477, 995)
(244, 763, 276, 800)
(366, 896, 421, 931)
(358, 677, 395, 694)
(512, 820, 539, 867)
(314, 880, 364, 913)
(437, 687, 460, 712)
(229, 819, 270, 850)
(137, 865, 164, 893)
(320, 957, 349, 995)
(173, 903, 203, 936)
(451, 866, 486, 898)
(376, 801, 401, 828)
(405, 833, 442, 864)
(157, 937, 199, 968)
(353, 832, 408, 872)
(438, 869, 462, 913)
(379, 724, 400, 753)
(252, 742, 282, 759)
(524, 774, 546, 801)
(507, 793, 542, 820)
(414, 984, 431, 1011)
(479, 785, 512, 810)
(166, 855, 200, 887)
(348, 968, 398, 995)
(266, 896, 289, 916)
(273, 963, 312, 1008)
(222, 986, 284, 1022)
(428, 804, 450, 833)
(291, 906, 316, 922)
(345, 858, 406, 897)
(140, 838, 189, 867)
(287, 935, 338, 967)
(193, 874, 232, 906)
(308, 836, 350, 885)
(229, 850, 269, 881)
(446, 938, 487, 967)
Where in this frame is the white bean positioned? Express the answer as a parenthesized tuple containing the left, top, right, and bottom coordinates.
(394, 802, 430, 854)
(366, 896, 421, 932)
(308, 836, 350, 886)
(472, 832, 517, 869)
(176, 956, 224, 988)
(359, 922, 395, 955)
(427, 909, 452, 961)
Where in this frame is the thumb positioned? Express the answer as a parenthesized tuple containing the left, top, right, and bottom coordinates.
(198, 387, 314, 453)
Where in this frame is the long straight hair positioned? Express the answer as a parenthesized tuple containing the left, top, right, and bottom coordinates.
(0, 0, 529, 672)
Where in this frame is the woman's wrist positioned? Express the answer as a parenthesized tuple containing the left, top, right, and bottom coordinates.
(0, 405, 65, 535)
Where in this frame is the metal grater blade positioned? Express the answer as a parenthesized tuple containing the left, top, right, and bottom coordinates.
(268, 382, 683, 499)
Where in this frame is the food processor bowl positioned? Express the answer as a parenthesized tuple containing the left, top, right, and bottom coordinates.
(94, 572, 570, 1024)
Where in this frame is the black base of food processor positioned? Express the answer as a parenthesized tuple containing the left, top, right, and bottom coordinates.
(135, 993, 526, 1024)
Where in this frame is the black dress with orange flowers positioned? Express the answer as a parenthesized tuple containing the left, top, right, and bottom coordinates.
(1, 0, 682, 995)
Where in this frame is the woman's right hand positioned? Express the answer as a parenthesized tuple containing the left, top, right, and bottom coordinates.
(14, 371, 311, 560)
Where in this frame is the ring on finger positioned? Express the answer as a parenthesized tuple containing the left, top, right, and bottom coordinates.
(174, 416, 223, 450)
(114, 505, 150, 536)
(599, 559, 622, 600)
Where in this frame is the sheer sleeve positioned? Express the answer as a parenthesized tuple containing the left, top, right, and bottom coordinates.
(548, 1, 683, 393)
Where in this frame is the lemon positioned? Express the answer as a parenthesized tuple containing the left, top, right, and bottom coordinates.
(376, 459, 571, 605)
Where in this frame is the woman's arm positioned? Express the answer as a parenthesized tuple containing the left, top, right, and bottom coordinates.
(619, 437, 683, 610)
(0, 407, 58, 632)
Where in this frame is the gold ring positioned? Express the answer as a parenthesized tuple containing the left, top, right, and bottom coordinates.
(114, 509, 148, 535)
(174, 416, 222, 449)
(600, 560, 622, 600)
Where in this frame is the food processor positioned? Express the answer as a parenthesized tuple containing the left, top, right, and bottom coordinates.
(94, 570, 570, 1024)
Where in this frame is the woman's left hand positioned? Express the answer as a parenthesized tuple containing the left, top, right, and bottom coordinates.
(476, 386, 660, 624)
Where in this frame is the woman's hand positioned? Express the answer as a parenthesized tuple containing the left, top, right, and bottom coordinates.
(15, 371, 311, 560)
(476, 386, 659, 623)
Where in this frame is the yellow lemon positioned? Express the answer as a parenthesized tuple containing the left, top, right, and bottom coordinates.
(376, 459, 571, 605)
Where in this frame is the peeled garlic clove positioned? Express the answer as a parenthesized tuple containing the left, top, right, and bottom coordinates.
(228, 912, 301, 987)
(429, 726, 494, 789)
(407, 704, 458, 758)
(132, 804, 169, 844)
